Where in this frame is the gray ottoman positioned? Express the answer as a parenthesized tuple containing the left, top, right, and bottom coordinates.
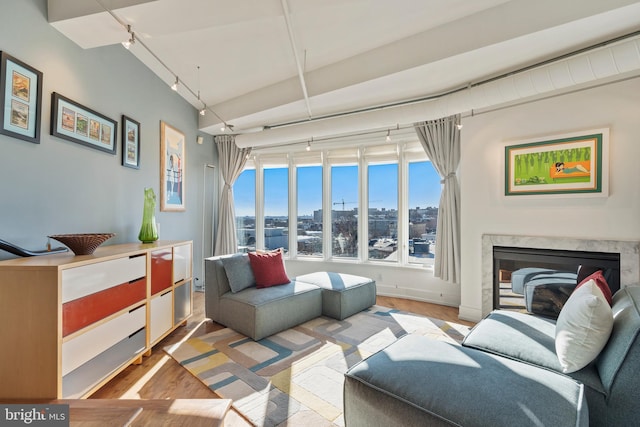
(295, 271, 376, 320)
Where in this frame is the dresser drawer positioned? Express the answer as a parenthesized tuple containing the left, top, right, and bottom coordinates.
(150, 290, 173, 344)
(62, 255, 146, 303)
(151, 249, 172, 295)
(172, 244, 191, 284)
(63, 277, 146, 337)
(62, 304, 146, 376)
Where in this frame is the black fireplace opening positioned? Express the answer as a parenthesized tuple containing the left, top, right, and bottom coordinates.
(493, 246, 620, 317)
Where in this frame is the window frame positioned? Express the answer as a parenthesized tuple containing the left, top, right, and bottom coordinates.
(234, 139, 438, 269)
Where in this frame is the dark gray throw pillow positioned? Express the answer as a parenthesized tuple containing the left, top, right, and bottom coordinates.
(221, 254, 256, 293)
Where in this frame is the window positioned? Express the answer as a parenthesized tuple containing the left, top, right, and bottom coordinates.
(232, 139, 441, 266)
(368, 163, 398, 261)
(408, 160, 440, 266)
(297, 165, 323, 256)
(263, 166, 289, 251)
(234, 168, 256, 251)
(331, 165, 358, 258)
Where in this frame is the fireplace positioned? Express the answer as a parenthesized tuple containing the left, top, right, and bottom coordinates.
(481, 234, 640, 318)
(493, 246, 620, 315)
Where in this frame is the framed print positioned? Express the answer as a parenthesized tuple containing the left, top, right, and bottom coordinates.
(160, 121, 185, 211)
(122, 115, 140, 169)
(50, 92, 117, 154)
(0, 51, 43, 143)
(504, 128, 609, 197)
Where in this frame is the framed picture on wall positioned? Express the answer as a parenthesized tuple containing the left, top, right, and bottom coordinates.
(160, 121, 186, 211)
(50, 92, 117, 154)
(0, 51, 43, 144)
(121, 115, 140, 169)
(504, 128, 609, 197)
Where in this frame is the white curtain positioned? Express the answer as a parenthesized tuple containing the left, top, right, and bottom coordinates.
(414, 115, 461, 284)
(214, 135, 251, 255)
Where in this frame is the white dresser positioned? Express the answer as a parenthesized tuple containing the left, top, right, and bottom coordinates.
(0, 240, 192, 399)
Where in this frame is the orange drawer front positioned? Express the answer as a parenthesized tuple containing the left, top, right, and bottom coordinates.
(63, 277, 146, 337)
(151, 249, 173, 295)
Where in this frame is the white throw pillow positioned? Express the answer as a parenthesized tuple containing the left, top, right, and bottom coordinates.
(555, 279, 614, 373)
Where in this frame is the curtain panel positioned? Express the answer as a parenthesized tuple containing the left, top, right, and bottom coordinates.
(414, 115, 461, 284)
(214, 135, 251, 255)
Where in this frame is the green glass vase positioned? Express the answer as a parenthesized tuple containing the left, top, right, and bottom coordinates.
(138, 188, 159, 243)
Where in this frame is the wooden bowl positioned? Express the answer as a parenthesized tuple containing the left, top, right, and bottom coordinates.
(48, 233, 115, 255)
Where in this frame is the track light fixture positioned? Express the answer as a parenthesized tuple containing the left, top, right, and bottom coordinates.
(97, 1, 232, 129)
(386, 129, 391, 142)
(456, 123, 463, 130)
(306, 140, 311, 151)
(196, 66, 206, 116)
(122, 25, 135, 49)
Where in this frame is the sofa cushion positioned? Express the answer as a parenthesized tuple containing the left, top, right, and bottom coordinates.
(219, 280, 322, 340)
(345, 335, 588, 427)
(463, 309, 563, 371)
(555, 279, 613, 373)
(221, 254, 255, 293)
(248, 249, 290, 288)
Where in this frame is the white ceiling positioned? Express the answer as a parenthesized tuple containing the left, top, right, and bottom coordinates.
(49, 0, 640, 147)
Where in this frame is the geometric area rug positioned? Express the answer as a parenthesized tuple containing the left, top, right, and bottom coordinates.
(164, 305, 471, 427)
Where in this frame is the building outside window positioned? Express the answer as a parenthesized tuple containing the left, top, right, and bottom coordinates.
(263, 165, 288, 251)
(368, 162, 398, 261)
(297, 164, 323, 256)
(408, 160, 440, 266)
(234, 167, 256, 252)
(331, 164, 359, 258)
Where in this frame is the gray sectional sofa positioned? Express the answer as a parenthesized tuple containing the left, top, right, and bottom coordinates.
(344, 286, 640, 426)
(204, 254, 376, 340)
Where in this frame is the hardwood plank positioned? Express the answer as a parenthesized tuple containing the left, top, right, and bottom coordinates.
(376, 295, 476, 327)
(91, 291, 473, 426)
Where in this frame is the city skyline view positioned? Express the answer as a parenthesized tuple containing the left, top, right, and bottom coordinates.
(234, 161, 441, 217)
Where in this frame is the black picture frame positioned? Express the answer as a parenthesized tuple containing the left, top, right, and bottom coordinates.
(50, 92, 117, 154)
(121, 115, 140, 169)
(0, 51, 43, 144)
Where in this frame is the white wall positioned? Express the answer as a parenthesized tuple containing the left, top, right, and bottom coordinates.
(0, 0, 217, 284)
(459, 77, 640, 321)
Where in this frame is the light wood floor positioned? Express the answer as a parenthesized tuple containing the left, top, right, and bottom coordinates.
(91, 292, 474, 426)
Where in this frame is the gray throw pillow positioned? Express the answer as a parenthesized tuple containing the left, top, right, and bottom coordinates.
(221, 254, 256, 293)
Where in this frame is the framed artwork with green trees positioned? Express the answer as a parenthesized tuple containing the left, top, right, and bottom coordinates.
(505, 129, 608, 197)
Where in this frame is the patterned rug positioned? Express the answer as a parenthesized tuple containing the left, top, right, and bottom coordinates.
(164, 305, 471, 427)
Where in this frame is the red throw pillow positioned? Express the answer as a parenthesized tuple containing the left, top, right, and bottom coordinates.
(248, 249, 290, 288)
(575, 270, 613, 306)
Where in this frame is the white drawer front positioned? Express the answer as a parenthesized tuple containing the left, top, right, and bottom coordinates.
(150, 291, 173, 344)
(62, 255, 146, 303)
(172, 244, 191, 284)
(62, 305, 146, 376)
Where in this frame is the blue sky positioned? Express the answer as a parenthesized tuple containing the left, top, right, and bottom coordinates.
(234, 161, 441, 217)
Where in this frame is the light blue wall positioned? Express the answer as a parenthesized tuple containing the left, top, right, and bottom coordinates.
(0, 0, 217, 285)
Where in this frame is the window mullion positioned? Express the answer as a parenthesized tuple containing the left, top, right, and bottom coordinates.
(323, 152, 332, 261)
(398, 144, 409, 265)
(255, 158, 265, 250)
(288, 154, 297, 258)
(359, 147, 367, 262)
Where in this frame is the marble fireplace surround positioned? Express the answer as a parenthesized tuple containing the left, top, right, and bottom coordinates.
(481, 234, 640, 317)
